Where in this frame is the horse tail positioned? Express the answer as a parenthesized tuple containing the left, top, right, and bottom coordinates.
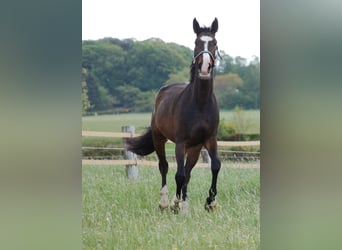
(125, 127, 155, 156)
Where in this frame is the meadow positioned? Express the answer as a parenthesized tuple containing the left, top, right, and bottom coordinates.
(82, 110, 260, 249)
(82, 165, 260, 249)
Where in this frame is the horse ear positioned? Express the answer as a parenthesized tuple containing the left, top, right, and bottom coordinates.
(193, 18, 201, 35)
(211, 18, 218, 33)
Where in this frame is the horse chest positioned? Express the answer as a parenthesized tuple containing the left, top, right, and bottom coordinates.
(176, 112, 217, 145)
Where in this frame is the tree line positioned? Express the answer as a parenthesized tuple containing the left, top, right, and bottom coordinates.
(82, 37, 259, 114)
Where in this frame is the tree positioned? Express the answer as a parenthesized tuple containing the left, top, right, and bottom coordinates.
(214, 73, 244, 109)
(115, 85, 141, 109)
(81, 37, 259, 112)
(134, 90, 156, 112)
(165, 68, 190, 84)
(81, 68, 93, 115)
(215, 51, 234, 74)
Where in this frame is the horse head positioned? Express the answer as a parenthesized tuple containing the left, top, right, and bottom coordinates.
(192, 18, 219, 80)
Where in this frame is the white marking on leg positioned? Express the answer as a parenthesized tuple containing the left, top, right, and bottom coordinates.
(159, 185, 169, 210)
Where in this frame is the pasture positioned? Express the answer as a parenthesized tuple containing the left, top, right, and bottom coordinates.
(82, 165, 260, 249)
(82, 110, 260, 249)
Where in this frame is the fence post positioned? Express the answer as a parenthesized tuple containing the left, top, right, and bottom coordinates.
(201, 148, 211, 167)
(122, 125, 139, 179)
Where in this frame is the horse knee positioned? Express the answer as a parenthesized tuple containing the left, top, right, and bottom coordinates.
(158, 161, 168, 174)
(211, 157, 221, 172)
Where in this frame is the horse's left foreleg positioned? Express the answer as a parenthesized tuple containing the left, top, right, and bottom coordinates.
(204, 139, 221, 211)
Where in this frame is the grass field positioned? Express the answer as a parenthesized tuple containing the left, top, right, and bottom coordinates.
(82, 165, 260, 249)
(82, 110, 260, 134)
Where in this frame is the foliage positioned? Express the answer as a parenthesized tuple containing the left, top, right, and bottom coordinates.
(215, 53, 260, 110)
(217, 107, 256, 141)
(82, 38, 259, 113)
(81, 68, 93, 115)
(217, 119, 237, 141)
(232, 106, 254, 134)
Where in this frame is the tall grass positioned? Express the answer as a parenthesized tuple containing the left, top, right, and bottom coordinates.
(82, 165, 259, 249)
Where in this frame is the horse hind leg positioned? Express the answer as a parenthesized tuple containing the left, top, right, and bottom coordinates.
(154, 136, 169, 212)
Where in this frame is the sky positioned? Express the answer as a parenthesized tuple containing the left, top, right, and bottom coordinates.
(82, 0, 259, 60)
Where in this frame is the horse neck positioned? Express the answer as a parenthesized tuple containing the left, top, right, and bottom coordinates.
(191, 77, 214, 108)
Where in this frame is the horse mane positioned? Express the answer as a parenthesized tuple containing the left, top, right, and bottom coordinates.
(189, 63, 196, 83)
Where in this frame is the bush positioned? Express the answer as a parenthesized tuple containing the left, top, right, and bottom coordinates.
(217, 119, 260, 141)
(217, 119, 236, 140)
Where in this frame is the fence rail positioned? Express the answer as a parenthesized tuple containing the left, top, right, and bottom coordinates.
(81, 159, 259, 169)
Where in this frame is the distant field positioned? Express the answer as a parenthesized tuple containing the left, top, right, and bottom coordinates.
(82, 165, 260, 249)
(82, 110, 260, 134)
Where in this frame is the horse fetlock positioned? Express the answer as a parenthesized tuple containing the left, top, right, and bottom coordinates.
(170, 194, 180, 214)
(205, 198, 218, 212)
(209, 188, 217, 197)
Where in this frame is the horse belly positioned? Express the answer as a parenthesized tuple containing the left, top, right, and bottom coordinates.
(152, 105, 175, 142)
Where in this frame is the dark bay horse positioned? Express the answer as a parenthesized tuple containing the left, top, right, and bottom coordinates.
(126, 18, 221, 213)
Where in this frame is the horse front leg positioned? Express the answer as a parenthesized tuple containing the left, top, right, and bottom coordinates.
(205, 139, 221, 211)
(170, 142, 185, 214)
(180, 145, 202, 213)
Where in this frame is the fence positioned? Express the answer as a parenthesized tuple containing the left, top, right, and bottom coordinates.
(82, 127, 260, 174)
(81, 130, 260, 147)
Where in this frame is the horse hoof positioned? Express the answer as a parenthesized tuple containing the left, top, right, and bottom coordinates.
(180, 199, 189, 214)
(170, 195, 180, 214)
(170, 201, 180, 214)
(159, 186, 169, 212)
(159, 203, 169, 212)
(205, 200, 217, 212)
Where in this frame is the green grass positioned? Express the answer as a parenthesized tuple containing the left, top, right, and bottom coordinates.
(82, 165, 260, 249)
(82, 113, 152, 134)
(82, 110, 260, 134)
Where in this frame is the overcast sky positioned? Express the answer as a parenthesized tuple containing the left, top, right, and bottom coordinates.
(82, 0, 259, 59)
